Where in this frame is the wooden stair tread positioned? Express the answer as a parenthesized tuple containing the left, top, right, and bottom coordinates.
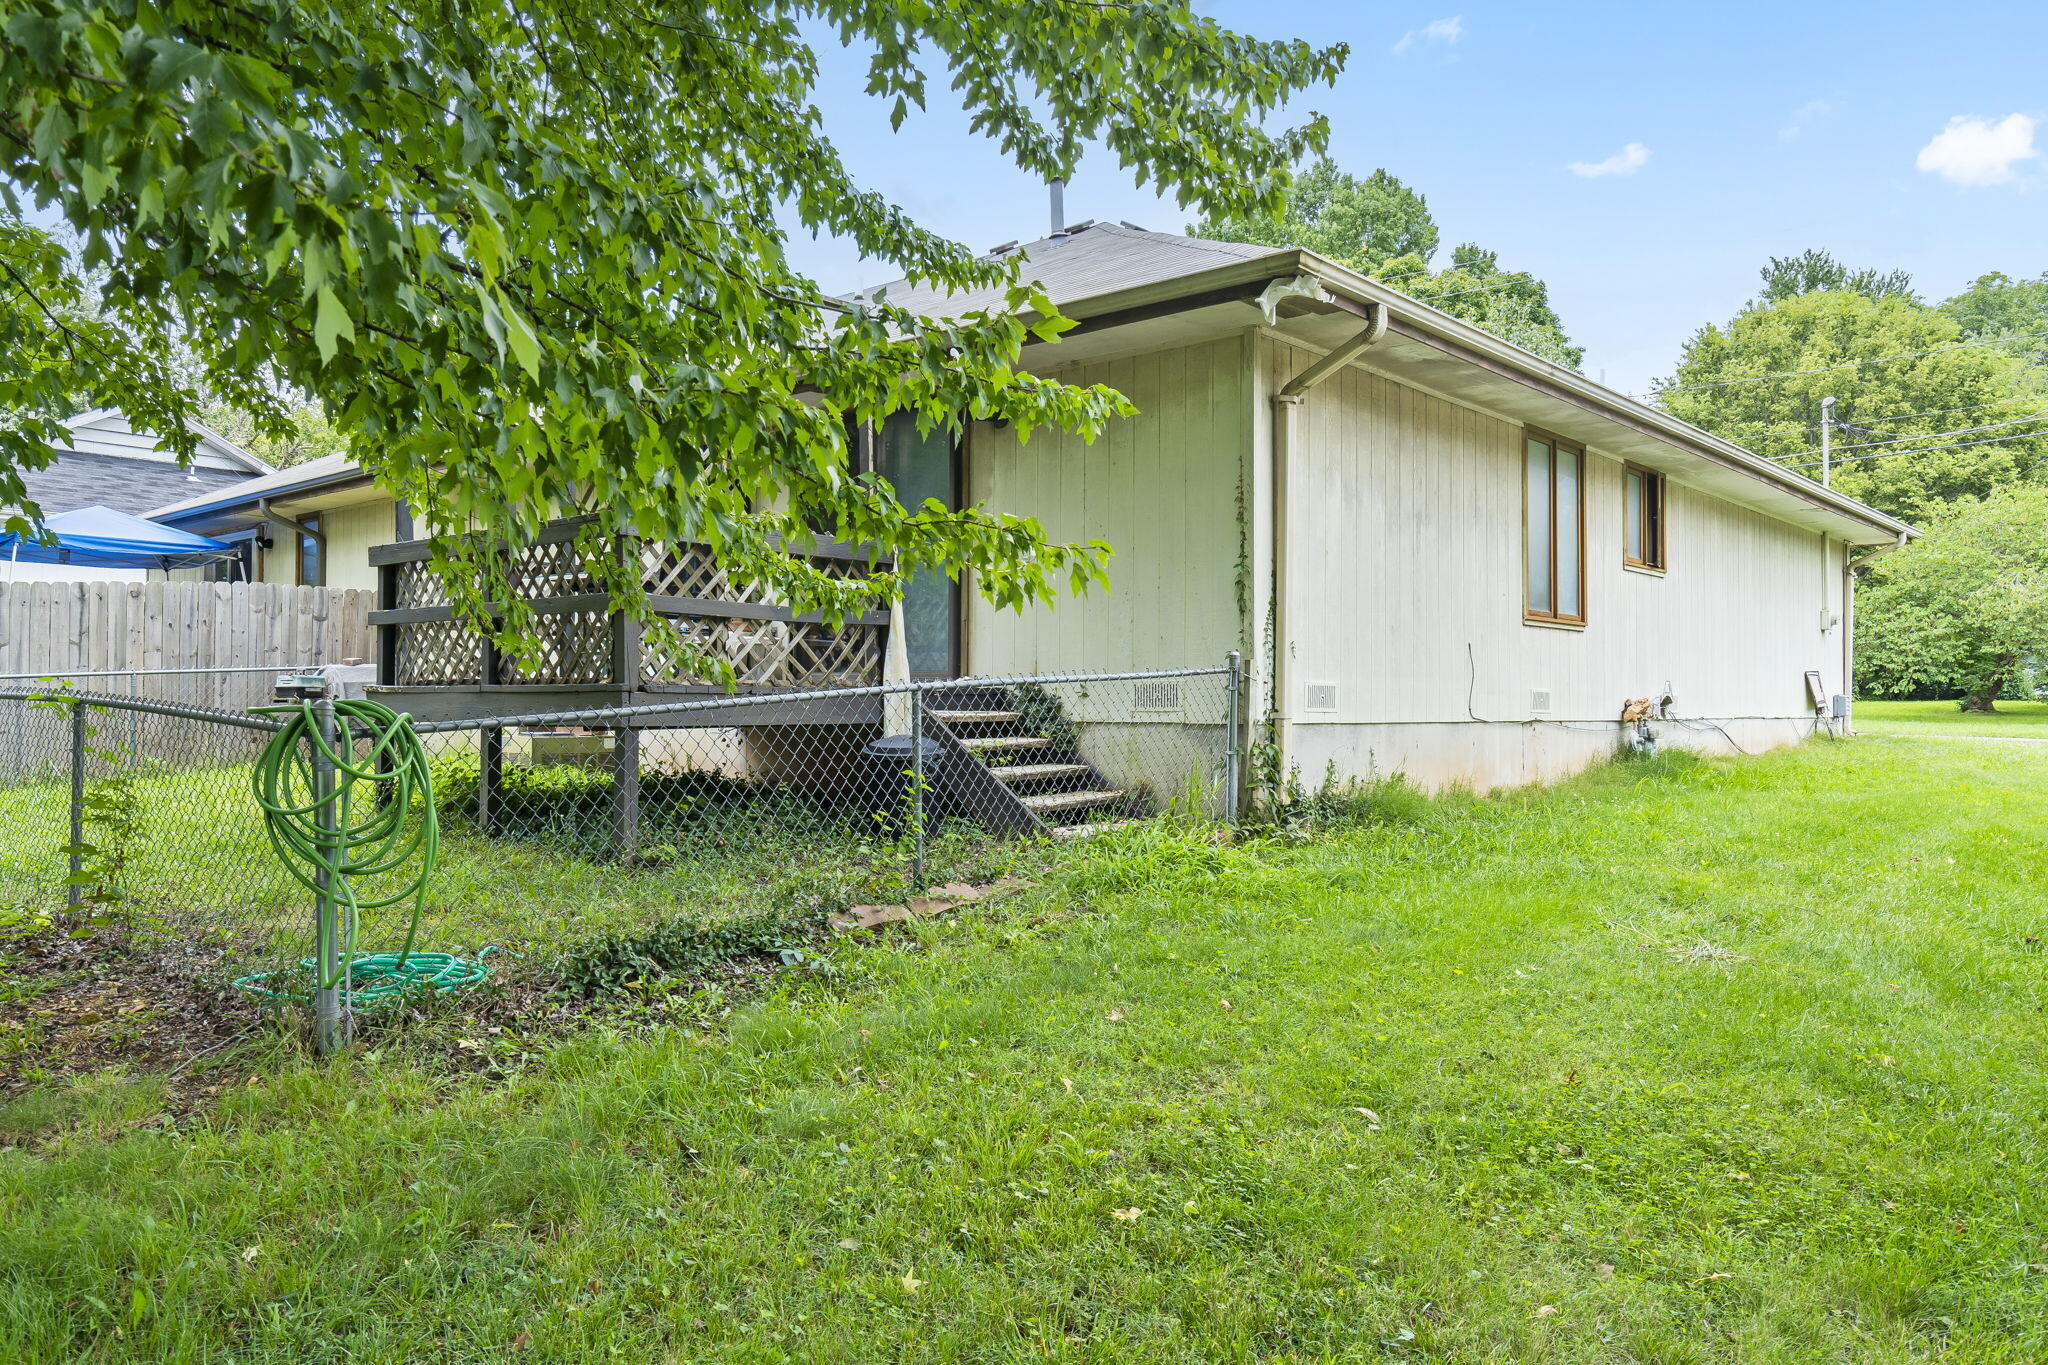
(932, 709, 1023, 724)
(990, 762, 1092, 783)
(1050, 818, 1148, 842)
(958, 734, 1051, 752)
(1019, 788, 1126, 813)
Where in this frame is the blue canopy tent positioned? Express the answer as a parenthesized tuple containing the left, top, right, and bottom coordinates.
(1, 504, 243, 572)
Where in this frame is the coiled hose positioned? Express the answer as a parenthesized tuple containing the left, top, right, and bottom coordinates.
(234, 697, 493, 1006)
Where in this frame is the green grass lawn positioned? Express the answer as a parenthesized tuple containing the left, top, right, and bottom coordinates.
(5, 736, 2047, 1362)
(0, 758, 1036, 965)
(1855, 698, 2048, 737)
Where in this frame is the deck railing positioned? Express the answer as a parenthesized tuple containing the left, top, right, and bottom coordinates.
(369, 517, 888, 693)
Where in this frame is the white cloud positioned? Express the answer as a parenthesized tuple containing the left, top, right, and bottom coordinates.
(1779, 99, 1835, 141)
(1566, 142, 1651, 178)
(1915, 114, 2038, 186)
(1392, 16, 1463, 55)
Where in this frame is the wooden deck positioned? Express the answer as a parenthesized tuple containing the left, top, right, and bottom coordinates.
(368, 516, 887, 726)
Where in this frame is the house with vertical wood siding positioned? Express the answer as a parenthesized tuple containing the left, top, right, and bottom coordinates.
(146, 221, 1915, 793)
(863, 221, 1914, 789)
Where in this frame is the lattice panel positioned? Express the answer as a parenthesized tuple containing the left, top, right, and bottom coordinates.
(778, 621, 884, 688)
(641, 617, 882, 690)
(394, 620, 484, 686)
(641, 542, 877, 605)
(507, 537, 602, 600)
(499, 610, 614, 685)
(390, 560, 448, 610)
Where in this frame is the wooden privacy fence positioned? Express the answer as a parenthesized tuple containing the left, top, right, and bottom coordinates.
(0, 581, 374, 711)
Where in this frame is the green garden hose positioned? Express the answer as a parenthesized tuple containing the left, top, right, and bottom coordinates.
(233, 697, 495, 1007)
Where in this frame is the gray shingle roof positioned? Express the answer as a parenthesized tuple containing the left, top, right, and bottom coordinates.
(13, 452, 255, 519)
(854, 222, 1275, 317)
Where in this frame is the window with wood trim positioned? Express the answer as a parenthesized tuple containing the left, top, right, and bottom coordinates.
(296, 513, 324, 587)
(1624, 465, 1666, 570)
(1523, 432, 1585, 624)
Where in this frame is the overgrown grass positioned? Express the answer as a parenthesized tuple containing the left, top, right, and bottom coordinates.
(4, 735, 2047, 1361)
(1855, 698, 2048, 737)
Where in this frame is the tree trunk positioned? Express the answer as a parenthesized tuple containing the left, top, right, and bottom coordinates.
(1960, 693, 2000, 714)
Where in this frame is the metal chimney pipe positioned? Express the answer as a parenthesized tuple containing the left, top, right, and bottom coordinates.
(1049, 179, 1065, 237)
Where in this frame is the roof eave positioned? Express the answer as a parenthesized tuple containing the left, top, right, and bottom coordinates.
(1010, 244, 1914, 544)
(1286, 249, 1917, 542)
(148, 464, 368, 525)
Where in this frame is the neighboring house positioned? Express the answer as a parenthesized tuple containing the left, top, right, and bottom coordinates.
(5, 409, 271, 582)
(148, 220, 1915, 792)
(147, 453, 390, 592)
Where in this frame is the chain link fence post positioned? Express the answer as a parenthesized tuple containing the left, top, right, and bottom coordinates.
(67, 699, 86, 909)
(310, 695, 350, 1055)
(908, 682, 927, 889)
(1223, 650, 1243, 826)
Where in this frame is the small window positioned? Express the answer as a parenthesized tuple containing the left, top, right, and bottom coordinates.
(1524, 432, 1585, 625)
(297, 513, 324, 587)
(1624, 465, 1666, 571)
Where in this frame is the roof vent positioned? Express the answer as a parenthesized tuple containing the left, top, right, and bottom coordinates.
(986, 239, 1019, 257)
(1119, 220, 1147, 232)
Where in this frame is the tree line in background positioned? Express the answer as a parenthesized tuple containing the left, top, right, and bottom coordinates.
(1657, 251, 2048, 710)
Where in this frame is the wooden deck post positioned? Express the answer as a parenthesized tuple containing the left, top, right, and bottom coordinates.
(611, 725, 641, 858)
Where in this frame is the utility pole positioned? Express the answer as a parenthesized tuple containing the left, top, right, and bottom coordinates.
(1820, 395, 1836, 487)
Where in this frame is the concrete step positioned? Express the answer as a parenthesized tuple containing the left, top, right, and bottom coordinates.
(958, 734, 1052, 753)
(932, 709, 1023, 726)
(990, 762, 1093, 784)
(1019, 788, 1126, 814)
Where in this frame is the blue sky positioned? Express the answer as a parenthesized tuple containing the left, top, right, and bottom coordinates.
(783, 2, 2048, 397)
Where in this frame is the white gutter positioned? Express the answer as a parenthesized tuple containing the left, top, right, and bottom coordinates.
(1269, 299, 1391, 784)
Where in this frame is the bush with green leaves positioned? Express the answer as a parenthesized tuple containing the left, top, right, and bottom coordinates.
(1856, 486, 2048, 710)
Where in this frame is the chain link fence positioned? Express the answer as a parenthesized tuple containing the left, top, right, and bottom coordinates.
(0, 665, 326, 728)
(0, 662, 1242, 987)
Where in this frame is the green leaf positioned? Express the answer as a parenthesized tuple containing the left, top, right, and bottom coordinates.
(314, 287, 354, 364)
(493, 287, 541, 381)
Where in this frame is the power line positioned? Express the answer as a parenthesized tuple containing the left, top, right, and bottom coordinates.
(1711, 392, 2048, 441)
(1649, 328, 2048, 395)
(1787, 410, 2048, 458)
(1785, 427, 2048, 470)
(1412, 278, 1533, 304)
(1844, 393, 2048, 428)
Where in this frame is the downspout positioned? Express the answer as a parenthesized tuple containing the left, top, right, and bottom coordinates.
(1842, 532, 1907, 733)
(1269, 299, 1391, 783)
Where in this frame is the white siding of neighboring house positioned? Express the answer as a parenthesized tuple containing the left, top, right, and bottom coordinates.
(1263, 334, 1850, 791)
(65, 410, 254, 473)
(962, 334, 1248, 678)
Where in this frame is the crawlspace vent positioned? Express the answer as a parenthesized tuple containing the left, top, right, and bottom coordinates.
(1303, 682, 1339, 713)
(1132, 680, 1183, 712)
(1530, 689, 1553, 714)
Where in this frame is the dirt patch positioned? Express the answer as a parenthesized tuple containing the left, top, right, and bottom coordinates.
(0, 925, 275, 1117)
